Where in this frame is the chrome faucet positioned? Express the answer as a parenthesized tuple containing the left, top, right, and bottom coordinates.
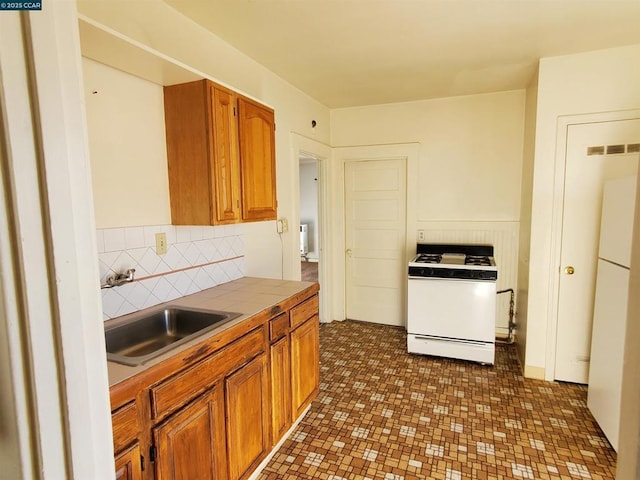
(101, 268, 136, 289)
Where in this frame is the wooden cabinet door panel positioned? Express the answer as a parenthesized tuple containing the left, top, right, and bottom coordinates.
(269, 312, 288, 342)
(270, 336, 291, 443)
(115, 443, 142, 480)
(291, 315, 320, 419)
(211, 85, 240, 224)
(290, 295, 319, 330)
(154, 386, 227, 480)
(238, 98, 277, 222)
(111, 401, 139, 455)
(225, 354, 270, 480)
(164, 80, 212, 225)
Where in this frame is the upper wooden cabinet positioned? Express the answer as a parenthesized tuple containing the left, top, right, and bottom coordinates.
(163, 79, 276, 225)
(237, 98, 277, 222)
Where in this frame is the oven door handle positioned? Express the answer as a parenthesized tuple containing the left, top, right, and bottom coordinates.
(412, 335, 491, 346)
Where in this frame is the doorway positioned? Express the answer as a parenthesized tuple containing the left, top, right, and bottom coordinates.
(299, 155, 319, 283)
(553, 118, 640, 383)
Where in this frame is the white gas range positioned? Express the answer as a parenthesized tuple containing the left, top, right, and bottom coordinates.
(407, 243, 497, 364)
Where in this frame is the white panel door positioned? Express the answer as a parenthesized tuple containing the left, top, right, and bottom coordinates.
(555, 119, 639, 383)
(345, 159, 407, 326)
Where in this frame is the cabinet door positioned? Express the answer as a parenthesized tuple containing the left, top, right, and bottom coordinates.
(237, 98, 277, 222)
(291, 315, 320, 419)
(153, 386, 227, 480)
(225, 354, 271, 480)
(210, 85, 241, 224)
(270, 336, 291, 443)
(164, 80, 212, 225)
(115, 443, 142, 480)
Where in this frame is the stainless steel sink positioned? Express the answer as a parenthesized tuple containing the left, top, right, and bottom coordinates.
(105, 306, 242, 366)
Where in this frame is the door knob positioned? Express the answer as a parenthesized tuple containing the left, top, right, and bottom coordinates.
(564, 266, 575, 275)
(346, 249, 352, 257)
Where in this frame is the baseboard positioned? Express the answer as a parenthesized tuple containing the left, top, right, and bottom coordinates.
(524, 364, 545, 380)
(248, 404, 312, 480)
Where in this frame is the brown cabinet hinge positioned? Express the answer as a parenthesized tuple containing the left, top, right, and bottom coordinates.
(149, 445, 156, 463)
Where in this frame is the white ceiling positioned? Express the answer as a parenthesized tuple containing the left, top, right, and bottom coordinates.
(163, 0, 640, 108)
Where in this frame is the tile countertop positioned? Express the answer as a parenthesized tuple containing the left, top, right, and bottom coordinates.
(105, 276, 317, 387)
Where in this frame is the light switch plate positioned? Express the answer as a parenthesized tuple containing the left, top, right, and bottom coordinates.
(156, 232, 167, 255)
(277, 218, 289, 234)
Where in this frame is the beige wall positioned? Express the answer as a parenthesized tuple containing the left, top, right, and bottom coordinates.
(78, 0, 331, 280)
(83, 58, 171, 228)
(331, 90, 525, 222)
(516, 71, 539, 372)
(525, 44, 640, 377)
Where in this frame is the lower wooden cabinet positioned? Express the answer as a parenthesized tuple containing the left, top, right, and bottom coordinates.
(153, 386, 227, 480)
(291, 315, 320, 419)
(270, 335, 292, 442)
(115, 443, 143, 480)
(109, 285, 320, 480)
(225, 354, 271, 480)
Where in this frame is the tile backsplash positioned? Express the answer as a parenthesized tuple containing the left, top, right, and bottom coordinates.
(97, 224, 245, 320)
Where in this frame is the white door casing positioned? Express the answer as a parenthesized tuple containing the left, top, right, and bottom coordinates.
(344, 158, 407, 326)
(0, 4, 114, 479)
(554, 119, 640, 383)
(291, 134, 333, 323)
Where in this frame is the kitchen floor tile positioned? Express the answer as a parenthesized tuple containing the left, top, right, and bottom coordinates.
(258, 320, 616, 480)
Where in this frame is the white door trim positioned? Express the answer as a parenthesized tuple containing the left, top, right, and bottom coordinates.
(545, 109, 640, 381)
(291, 133, 333, 323)
(0, 5, 114, 479)
(334, 143, 420, 322)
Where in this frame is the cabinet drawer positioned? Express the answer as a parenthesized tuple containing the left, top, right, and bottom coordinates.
(269, 313, 288, 342)
(290, 295, 319, 330)
(112, 401, 139, 454)
(151, 327, 265, 420)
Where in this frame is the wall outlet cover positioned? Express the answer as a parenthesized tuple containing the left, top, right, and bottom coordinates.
(156, 232, 167, 255)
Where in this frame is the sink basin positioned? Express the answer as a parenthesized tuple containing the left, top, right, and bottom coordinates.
(105, 306, 242, 366)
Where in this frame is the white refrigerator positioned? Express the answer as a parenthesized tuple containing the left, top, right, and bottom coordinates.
(587, 175, 637, 452)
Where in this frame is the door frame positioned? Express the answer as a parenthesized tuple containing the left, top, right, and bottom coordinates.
(334, 143, 419, 322)
(0, 5, 114, 478)
(291, 134, 333, 323)
(545, 109, 640, 381)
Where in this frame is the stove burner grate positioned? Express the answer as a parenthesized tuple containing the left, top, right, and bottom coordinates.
(414, 254, 442, 264)
(465, 255, 492, 266)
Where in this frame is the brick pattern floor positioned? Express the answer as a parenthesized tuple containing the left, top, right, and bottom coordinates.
(258, 320, 616, 480)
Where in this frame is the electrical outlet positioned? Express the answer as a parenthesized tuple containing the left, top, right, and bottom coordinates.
(418, 230, 425, 241)
(156, 232, 167, 255)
